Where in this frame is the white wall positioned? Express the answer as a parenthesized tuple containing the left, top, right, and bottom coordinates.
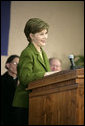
(1, 1, 84, 74)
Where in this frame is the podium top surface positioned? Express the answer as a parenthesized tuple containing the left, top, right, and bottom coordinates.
(27, 68, 84, 90)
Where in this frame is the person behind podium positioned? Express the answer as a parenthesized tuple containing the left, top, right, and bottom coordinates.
(12, 18, 51, 125)
(49, 57, 62, 72)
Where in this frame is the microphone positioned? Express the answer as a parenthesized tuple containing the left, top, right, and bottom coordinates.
(68, 54, 76, 70)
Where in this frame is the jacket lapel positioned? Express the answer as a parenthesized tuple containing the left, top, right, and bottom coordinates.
(41, 49, 50, 71)
(37, 54, 47, 71)
(29, 42, 50, 71)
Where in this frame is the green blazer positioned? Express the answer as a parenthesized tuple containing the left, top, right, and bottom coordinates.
(13, 42, 50, 108)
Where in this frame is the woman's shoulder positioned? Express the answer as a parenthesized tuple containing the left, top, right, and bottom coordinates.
(20, 44, 33, 57)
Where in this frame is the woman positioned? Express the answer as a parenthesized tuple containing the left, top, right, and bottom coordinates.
(1, 55, 19, 125)
(13, 18, 51, 124)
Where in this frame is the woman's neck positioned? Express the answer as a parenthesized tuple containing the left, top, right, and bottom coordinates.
(32, 41, 41, 53)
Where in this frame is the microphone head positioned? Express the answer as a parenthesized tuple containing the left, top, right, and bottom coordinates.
(68, 54, 74, 59)
(68, 54, 76, 69)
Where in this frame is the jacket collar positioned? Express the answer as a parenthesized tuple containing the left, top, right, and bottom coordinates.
(28, 42, 48, 71)
(28, 42, 39, 55)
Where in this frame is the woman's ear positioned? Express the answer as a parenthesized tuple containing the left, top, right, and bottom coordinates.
(29, 33, 34, 40)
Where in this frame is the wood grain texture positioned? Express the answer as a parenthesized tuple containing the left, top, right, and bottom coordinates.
(27, 68, 84, 125)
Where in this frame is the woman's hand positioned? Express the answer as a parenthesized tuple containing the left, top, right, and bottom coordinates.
(44, 71, 59, 77)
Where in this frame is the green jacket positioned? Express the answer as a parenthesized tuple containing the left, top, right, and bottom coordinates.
(13, 42, 50, 108)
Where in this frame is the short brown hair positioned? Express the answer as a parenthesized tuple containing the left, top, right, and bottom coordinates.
(24, 18, 49, 42)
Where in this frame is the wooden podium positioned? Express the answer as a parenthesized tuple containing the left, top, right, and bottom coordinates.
(27, 68, 84, 125)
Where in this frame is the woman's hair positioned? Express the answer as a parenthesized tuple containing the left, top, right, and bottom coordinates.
(5, 55, 19, 69)
(24, 18, 49, 42)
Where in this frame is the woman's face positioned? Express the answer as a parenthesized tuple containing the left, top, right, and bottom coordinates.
(30, 29, 48, 47)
